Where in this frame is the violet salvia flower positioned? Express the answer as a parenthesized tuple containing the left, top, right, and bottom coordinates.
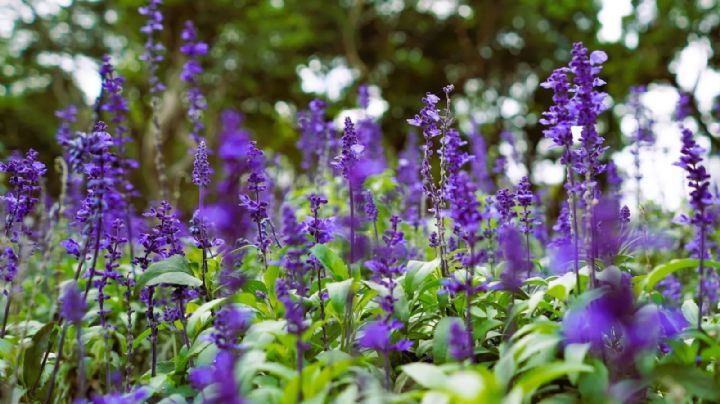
(563, 268, 687, 382)
(97, 219, 126, 330)
(397, 131, 423, 227)
(55, 105, 78, 152)
(358, 83, 370, 110)
(139, 0, 168, 199)
(358, 319, 412, 389)
(61, 280, 86, 325)
(134, 201, 184, 270)
(297, 99, 334, 174)
(238, 141, 272, 268)
(90, 387, 151, 404)
(135, 200, 184, 376)
(540, 65, 582, 292)
(281, 205, 310, 296)
(673, 127, 714, 329)
(407, 87, 454, 276)
(365, 190, 379, 242)
(138, 0, 165, 96)
(0, 149, 46, 242)
(494, 188, 516, 228)
(657, 275, 682, 305)
(99, 56, 130, 145)
(192, 140, 212, 207)
(210, 110, 254, 242)
(305, 193, 334, 348)
(570, 42, 608, 287)
(628, 86, 654, 207)
(209, 305, 252, 353)
(333, 117, 364, 263)
(180, 20, 209, 143)
(619, 205, 631, 225)
(498, 226, 528, 291)
(449, 321, 473, 361)
(189, 350, 246, 404)
(516, 177, 538, 275)
(675, 92, 692, 122)
(469, 119, 493, 193)
(276, 277, 310, 401)
(365, 215, 406, 321)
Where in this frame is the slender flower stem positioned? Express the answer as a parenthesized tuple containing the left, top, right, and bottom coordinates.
(78, 327, 85, 400)
(698, 224, 706, 331)
(148, 286, 158, 376)
(465, 244, 475, 362)
(83, 215, 104, 301)
(44, 324, 68, 404)
(564, 157, 581, 295)
(383, 351, 391, 390)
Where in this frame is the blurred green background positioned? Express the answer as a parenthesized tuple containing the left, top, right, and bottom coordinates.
(1, 0, 719, 207)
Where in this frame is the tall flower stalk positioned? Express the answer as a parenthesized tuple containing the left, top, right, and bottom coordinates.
(138, 0, 168, 200)
(407, 85, 455, 277)
(516, 176, 538, 277)
(540, 67, 582, 292)
(0, 149, 46, 336)
(305, 194, 333, 349)
(192, 140, 213, 300)
(674, 128, 714, 330)
(134, 201, 184, 376)
(239, 142, 271, 269)
(569, 42, 608, 288)
(180, 20, 208, 144)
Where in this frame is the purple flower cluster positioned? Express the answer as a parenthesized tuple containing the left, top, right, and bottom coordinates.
(192, 140, 212, 195)
(297, 99, 334, 173)
(61, 280, 87, 324)
(138, 0, 165, 96)
(134, 201, 184, 270)
(0, 149, 46, 242)
(96, 219, 126, 329)
(189, 350, 246, 404)
(180, 21, 209, 143)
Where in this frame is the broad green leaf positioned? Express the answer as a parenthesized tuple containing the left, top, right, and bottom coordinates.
(135, 256, 201, 293)
(310, 245, 349, 280)
(681, 299, 699, 326)
(22, 321, 55, 388)
(404, 259, 439, 294)
(643, 259, 720, 291)
(401, 363, 447, 389)
(546, 272, 576, 301)
(187, 297, 227, 339)
(326, 279, 353, 319)
(578, 360, 609, 402)
(563, 343, 590, 383)
(511, 361, 593, 398)
(432, 317, 459, 364)
(133, 328, 152, 350)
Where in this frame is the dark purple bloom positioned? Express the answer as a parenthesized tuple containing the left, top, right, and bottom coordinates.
(61, 280, 86, 324)
(209, 305, 252, 352)
(305, 194, 334, 245)
(619, 205, 631, 224)
(55, 105, 78, 150)
(0, 246, 18, 286)
(189, 350, 246, 404)
(364, 190, 378, 223)
(365, 215, 405, 320)
(657, 275, 682, 304)
(96, 219, 127, 329)
(91, 386, 151, 404)
(297, 99, 334, 173)
(134, 201, 184, 270)
(494, 188, 516, 228)
(468, 119, 493, 193)
(333, 117, 365, 184)
(99, 55, 130, 143)
(358, 84, 370, 110)
(498, 226, 528, 291)
(449, 321, 473, 361)
(0, 149, 46, 242)
(675, 92, 692, 122)
(358, 319, 411, 353)
(138, 0, 165, 95)
(60, 239, 82, 258)
(180, 20, 208, 143)
(516, 177, 538, 235)
(192, 140, 212, 190)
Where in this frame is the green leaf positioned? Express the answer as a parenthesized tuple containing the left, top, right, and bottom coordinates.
(133, 328, 152, 350)
(326, 279, 353, 319)
(681, 299, 699, 326)
(578, 360, 609, 402)
(187, 297, 227, 339)
(563, 343, 590, 383)
(511, 361, 593, 398)
(432, 317, 459, 364)
(404, 259, 439, 295)
(310, 244, 349, 280)
(401, 363, 448, 389)
(643, 259, 720, 291)
(135, 256, 201, 293)
(22, 321, 56, 388)
(546, 272, 576, 301)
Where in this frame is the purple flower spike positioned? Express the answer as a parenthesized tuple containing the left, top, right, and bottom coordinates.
(60, 281, 86, 324)
(180, 20, 208, 143)
(192, 140, 212, 189)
